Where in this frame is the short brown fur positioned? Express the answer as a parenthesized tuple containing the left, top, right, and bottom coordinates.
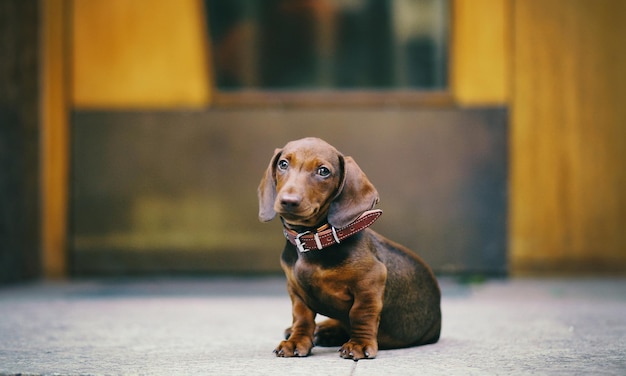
(258, 137, 441, 360)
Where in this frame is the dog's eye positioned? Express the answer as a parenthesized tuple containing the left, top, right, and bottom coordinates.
(277, 160, 289, 170)
(317, 166, 331, 177)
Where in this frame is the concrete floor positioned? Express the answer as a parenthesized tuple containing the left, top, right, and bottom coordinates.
(0, 277, 625, 375)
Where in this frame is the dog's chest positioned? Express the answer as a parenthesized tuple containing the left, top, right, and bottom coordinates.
(291, 259, 354, 316)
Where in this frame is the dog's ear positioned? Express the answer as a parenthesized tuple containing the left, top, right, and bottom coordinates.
(328, 156, 379, 228)
(258, 148, 282, 222)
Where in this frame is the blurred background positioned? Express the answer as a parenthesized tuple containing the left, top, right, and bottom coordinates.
(1, 0, 624, 283)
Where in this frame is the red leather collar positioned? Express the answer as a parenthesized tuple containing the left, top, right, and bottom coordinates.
(283, 209, 382, 253)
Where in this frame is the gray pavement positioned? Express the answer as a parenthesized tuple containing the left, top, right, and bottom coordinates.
(0, 277, 625, 375)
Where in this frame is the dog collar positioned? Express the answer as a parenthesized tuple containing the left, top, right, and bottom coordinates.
(283, 209, 382, 253)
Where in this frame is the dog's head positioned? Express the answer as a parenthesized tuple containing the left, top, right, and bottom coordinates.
(258, 137, 379, 228)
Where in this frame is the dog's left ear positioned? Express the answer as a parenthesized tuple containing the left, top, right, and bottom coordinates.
(328, 156, 379, 229)
(258, 148, 283, 222)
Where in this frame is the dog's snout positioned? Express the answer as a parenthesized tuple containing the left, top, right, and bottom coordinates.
(280, 194, 302, 210)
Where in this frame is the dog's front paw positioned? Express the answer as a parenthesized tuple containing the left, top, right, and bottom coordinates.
(274, 338, 313, 358)
(339, 340, 377, 361)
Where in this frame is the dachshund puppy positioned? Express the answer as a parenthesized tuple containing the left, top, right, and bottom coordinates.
(258, 137, 441, 360)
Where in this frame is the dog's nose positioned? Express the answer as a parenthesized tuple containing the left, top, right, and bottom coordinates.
(280, 194, 301, 210)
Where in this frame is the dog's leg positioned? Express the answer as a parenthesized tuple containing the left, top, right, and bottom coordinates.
(340, 275, 385, 360)
(274, 291, 316, 357)
(340, 296, 382, 360)
(314, 318, 350, 346)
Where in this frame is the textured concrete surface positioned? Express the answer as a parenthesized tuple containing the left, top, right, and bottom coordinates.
(0, 277, 625, 375)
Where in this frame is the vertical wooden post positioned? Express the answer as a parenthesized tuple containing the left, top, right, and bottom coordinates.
(41, 0, 69, 278)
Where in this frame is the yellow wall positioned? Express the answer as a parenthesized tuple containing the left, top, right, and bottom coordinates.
(510, 0, 626, 274)
(451, 0, 510, 106)
(71, 0, 211, 108)
(41, 0, 626, 276)
(453, 0, 626, 274)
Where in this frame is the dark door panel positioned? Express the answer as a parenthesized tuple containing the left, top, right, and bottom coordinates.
(71, 108, 507, 276)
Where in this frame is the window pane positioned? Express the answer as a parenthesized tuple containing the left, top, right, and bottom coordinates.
(206, 0, 449, 90)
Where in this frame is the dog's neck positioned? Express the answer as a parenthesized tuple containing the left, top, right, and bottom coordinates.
(280, 218, 328, 234)
(281, 209, 383, 253)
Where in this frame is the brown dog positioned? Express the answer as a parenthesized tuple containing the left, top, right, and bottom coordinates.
(258, 137, 441, 360)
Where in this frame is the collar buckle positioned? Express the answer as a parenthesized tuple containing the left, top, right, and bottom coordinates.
(295, 231, 311, 253)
